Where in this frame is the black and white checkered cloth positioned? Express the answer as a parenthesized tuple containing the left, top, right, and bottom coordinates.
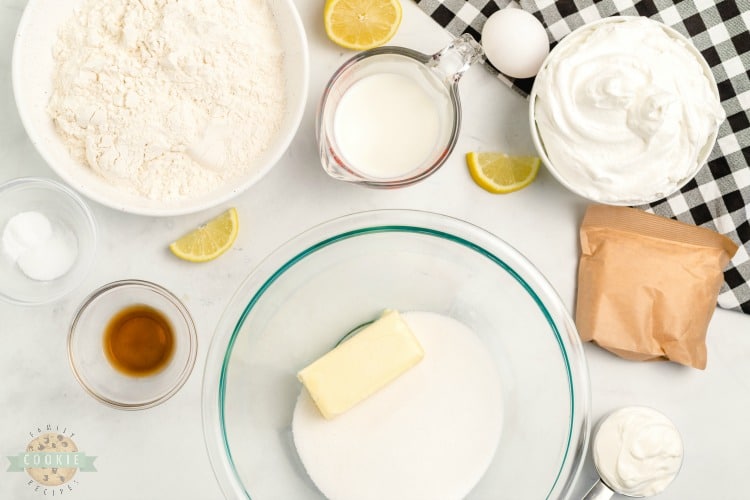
(415, 0, 750, 314)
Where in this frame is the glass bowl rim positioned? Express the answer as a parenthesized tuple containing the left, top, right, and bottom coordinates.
(0, 176, 98, 305)
(68, 278, 198, 410)
(202, 209, 591, 499)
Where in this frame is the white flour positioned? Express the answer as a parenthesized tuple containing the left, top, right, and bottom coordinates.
(48, 0, 286, 201)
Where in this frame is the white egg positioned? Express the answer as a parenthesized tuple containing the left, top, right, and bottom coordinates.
(481, 8, 550, 79)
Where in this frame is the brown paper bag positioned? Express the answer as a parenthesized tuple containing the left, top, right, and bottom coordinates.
(576, 205, 738, 369)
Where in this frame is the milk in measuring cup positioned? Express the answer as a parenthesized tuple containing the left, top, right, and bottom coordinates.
(333, 72, 448, 179)
(317, 35, 484, 186)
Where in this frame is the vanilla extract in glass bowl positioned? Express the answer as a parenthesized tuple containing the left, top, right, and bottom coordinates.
(103, 304, 175, 377)
(68, 280, 197, 410)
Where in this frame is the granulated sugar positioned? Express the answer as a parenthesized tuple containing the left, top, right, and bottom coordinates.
(48, 0, 286, 201)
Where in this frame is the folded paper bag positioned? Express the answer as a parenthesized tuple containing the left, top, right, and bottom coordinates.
(576, 205, 738, 369)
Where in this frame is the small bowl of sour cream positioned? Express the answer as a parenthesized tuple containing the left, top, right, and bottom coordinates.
(529, 16, 724, 205)
(0, 177, 97, 305)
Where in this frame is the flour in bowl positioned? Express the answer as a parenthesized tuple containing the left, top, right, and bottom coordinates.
(48, 0, 286, 201)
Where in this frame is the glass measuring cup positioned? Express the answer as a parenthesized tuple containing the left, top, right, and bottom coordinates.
(316, 34, 484, 188)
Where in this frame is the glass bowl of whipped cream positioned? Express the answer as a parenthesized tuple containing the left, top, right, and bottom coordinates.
(202, 209, 590, 500)
(529, 16, 724, 205)
(0, 177, 97, 305)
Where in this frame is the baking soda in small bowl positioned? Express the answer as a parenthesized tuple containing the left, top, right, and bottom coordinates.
(0, 177, 96, 305)
(2, 211, 78, 281)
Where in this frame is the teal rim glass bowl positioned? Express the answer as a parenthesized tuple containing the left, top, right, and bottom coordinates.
(202, 209, 590, 499)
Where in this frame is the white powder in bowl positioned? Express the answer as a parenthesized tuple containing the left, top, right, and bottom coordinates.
(2, 211, 78, 281)
(48, 0, 286, 201)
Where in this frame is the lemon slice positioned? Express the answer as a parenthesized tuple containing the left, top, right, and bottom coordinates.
(169, 208, 239, 262)
(466, 152, 541, 194)
(324, 0, 403, 50)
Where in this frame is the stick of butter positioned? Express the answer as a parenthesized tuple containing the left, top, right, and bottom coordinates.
(297, 310, 424, 419)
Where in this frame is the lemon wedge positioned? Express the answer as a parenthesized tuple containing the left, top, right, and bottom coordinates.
(324, 0, 403, 50)
(169, 208, 239, 262)
(466, 152, 541, 194)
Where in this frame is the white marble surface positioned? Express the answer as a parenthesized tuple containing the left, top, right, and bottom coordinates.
(0, 1, 748, 499)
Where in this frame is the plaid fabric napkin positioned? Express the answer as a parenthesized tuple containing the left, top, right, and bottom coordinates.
(415, 0, 750, 314)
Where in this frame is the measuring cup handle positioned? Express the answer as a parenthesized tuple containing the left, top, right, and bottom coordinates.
(582, 479, 616, 500)
(427, 33, 484, 85)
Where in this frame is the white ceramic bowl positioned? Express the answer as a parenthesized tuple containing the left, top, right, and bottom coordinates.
(529, 16, 721, 206)
(12, 0, 308, 216)
(0, 177, 97, 305)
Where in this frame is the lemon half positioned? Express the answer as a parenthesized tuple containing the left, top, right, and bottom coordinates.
(324, 0, 403, 50)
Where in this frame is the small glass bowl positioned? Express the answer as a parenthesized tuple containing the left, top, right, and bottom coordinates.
(0, 177, 97, 305)
(68, 280, 198, 410)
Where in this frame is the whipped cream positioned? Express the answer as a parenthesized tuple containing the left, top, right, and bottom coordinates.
(534, 18, 725, 203)
(593, 406, 683, 497)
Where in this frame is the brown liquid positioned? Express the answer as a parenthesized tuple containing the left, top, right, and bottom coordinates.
(103, 304, 174, 377)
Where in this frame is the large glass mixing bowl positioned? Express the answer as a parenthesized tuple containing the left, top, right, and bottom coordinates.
(202, 210, 590, 499)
